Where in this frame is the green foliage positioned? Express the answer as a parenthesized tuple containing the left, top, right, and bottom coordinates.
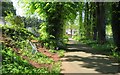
(57, 50, 65, 57)
(1, 1, 68, 74)
(106, 25, 112, 38)
(1, 25, 34, 41)
(38, 22, 67, 49)
(18, 1, 78, 49)
(73, 35, 80, 41)
(112, 47, 120, 59)
(50, 62, 61, 73)
(63, 35, 69, 43)
(2, 45, 50, 73)
(1, 23, 62, 73)
(91, 43, 113, 51)
(5, 13, 42, 37)
(2, 40, 62, 73)
(1, 2, 16, 17)
(80, 38, 120, 61)
(110, 45, 120, 63)
(38, 22, 56, 49)
(80, 39, 120, 64)
(39, 22, 48, 41)
(23, 16, 42, 28)
(19, 43, 54, 64)
(80, 39, 115, 52)
(5, 13, 24, 27)
(49, 49, 65, 57)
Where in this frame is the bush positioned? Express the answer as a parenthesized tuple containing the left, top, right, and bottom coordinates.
(80, 39, 114, 52)
(2, 45, 49, 73)
(49, 49, 65, 57)
(1, 24, 62, 73)
(1, 25, 34, 41)
(2, 44, 61, 73)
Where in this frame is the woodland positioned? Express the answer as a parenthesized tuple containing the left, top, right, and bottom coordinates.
(0, 1, 120, 74)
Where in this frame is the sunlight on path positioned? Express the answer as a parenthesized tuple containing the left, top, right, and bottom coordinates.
(61, 39, 120, 74)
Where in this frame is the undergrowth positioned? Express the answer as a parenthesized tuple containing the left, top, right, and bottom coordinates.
(80, 39, 120, 61)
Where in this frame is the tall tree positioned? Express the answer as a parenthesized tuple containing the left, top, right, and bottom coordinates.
(19, 1, 78, 48)
(84, 2, 91, 39)
(92, 2, 98, 40)
(96, 2, 106, 44)
(111, 2, 120, 52)
(78, 2, 84, 39)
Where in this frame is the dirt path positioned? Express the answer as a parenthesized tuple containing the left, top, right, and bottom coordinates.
(61, 39, 120, 74)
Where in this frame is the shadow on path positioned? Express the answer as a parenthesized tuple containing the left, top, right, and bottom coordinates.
(63, 55, 119, 74)
(66, 43, 110, 55)
(61, 39, 120, 74)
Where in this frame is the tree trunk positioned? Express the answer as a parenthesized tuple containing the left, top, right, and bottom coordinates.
(96, 2, 106, 44)
(111, 2, 120, 51)
(84, 2, 91, 39)
(70, 28, 72, 38)
(89, 3, 92, 39)
(93, 26, 97, 40)
(79, 2, 83, 39)
(93, 2, 98, 40)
